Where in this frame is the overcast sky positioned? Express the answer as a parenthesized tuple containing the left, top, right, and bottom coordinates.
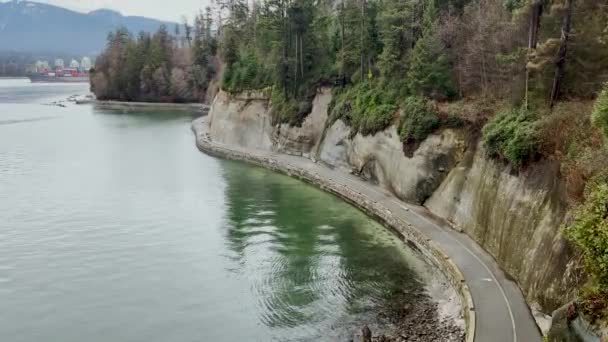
(22, 0, 212, 22)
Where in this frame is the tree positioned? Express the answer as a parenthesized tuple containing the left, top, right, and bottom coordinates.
(91, 23, 217, 103)
(182, 16, 192, 47)
(377, 0, 416, 82)
(170, 68, 191, 101)
(549, 0, 574, 108)
(406, 0, 456, 99)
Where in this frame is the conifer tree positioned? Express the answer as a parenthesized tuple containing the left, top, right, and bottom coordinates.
(406, 0, 455, 99)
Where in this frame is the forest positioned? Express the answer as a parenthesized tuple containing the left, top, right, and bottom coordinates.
(91, 9, 217, 103)
(91, 0, 608, 314)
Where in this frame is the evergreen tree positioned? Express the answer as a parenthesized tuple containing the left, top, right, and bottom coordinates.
(406, 0, 456, 99)
(377, 0, 417, 84)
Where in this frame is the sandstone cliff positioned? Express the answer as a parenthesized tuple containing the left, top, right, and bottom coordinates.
(206, 89, 577, 314)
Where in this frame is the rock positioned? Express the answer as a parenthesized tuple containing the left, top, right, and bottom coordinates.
(361, 326, 372, 342)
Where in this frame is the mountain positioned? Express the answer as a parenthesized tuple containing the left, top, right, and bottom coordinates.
(0, 1, 175, 56)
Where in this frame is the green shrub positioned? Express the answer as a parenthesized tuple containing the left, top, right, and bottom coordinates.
(592, 82, 608, 141)
(564, 174, 608, 288)
(399, 96, 439, 142)
(482, 108, 539, 166)
(330, 82, 397, 136)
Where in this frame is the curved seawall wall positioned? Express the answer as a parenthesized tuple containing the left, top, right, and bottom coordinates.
(203, 89, 578, 318)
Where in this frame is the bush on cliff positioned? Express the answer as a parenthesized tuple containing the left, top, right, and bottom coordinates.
(330, 82, 397, 136)
(592, 82, 608, 142)
(398, 96, 439, 143)
(482, 108, 540, 167)
(564, 174, 608, 316)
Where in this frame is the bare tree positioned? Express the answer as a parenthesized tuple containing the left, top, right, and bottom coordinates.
(550, 0, 574, 108)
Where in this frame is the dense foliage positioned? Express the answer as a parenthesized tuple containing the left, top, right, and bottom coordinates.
(592, 82, 608, 141)
(564, 174, 608, 294)
(330, 83, 397, 136)
(399, 96, 440, 143)
(91, 11, 217, 102)
(482, 108, 539, 166)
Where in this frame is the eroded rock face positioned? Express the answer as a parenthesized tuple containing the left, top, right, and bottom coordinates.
(426, 143, 578, 311)
(318, 122, 466, 204)
(317, 119, 351, 170)
(348, 127, 465, 204)
(208, 88, 332, 156)
(208, 90, 273, 150)
(274, 88, 332, 157)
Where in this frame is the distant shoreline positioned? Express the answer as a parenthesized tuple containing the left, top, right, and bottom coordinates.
(77, 99, 209, 113)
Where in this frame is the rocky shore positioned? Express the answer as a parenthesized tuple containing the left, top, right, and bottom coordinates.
(366, 293, 465, 342)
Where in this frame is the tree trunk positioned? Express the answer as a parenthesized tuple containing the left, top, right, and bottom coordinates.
(360, 0, 365, 81)
(294, 32, 299, 92)
(340, 2, 346, 87)
(525, 0, 543, 108)
(550, 0, 574, 109)
(300, 35, 304, 79)
(282, 0, 288, 97)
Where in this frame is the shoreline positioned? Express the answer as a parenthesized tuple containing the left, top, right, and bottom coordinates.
(76, 98, 209, 113)
(192, 116, 475, 341)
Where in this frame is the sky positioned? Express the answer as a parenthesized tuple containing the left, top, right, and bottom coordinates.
(16, 0, 212, 22)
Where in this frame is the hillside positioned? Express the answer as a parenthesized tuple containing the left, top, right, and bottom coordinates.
(0, 0, 175, 55)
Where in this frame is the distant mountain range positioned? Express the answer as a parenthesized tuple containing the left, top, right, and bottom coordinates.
(0, 0, 175, 56)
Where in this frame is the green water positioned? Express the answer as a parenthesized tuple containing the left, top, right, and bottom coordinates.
(0, 79, 434, 341)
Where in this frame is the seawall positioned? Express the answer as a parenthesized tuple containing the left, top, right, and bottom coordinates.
(81, 100, 209, 113)
(192, 116, 476, 342)
(202, 89, 578, 321)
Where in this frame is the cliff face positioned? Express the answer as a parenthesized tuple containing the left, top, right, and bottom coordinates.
(208, 90, 274, 150)
(319, 120, 466, 204)
(208, 89, 331, 156)
(207, 89, 576, 313)
(426, 143, 578, 310)
(274, 88, 332, 157)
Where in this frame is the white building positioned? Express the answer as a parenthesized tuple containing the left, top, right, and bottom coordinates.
(35, 60, 50, 72)
(69, 59, 80, 69)
(54, 59, 64, 68)
(80, 57, 92, 71)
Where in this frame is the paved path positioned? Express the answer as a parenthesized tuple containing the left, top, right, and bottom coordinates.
(192, 117, 542, 342)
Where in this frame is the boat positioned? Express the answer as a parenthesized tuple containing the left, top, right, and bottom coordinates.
(28, 68, 89, 83)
